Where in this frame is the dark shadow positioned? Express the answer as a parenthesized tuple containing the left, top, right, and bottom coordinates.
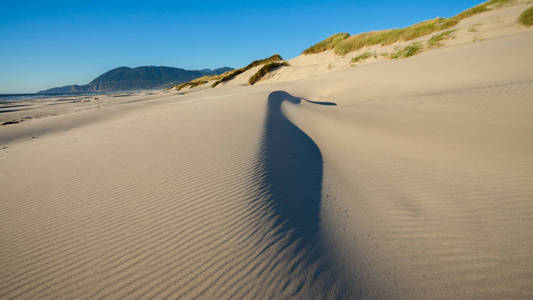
(258, 91, 351, 298)
(2, 120, 21, 126)
(303, 99, 337, 106)
(261, 91, 333, 247)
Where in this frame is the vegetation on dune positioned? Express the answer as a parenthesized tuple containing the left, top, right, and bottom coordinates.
(427, 30, 456, 48)
(174, 0, 524, 91)
(333, 18, 457, 56)
(174, 74, 221, 91)
(211, 69, 247, 88)
(245, 54, 283, 68)
(350, 52, 374, 64)
(390, 42, 423, 59)
(302, 33, 350, 54)
(173, 54, 283, 90)
(518, 6, 533, 26)
(248, 61, 290, 85)
(211, 54, 283, 87)
(305, 0, 518, 56)
(484, 0, 518, 7)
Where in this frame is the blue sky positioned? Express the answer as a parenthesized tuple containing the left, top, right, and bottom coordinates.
(1, 0, 484, 93)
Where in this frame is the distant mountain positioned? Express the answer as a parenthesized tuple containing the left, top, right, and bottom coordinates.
(38, 66, 233, 94)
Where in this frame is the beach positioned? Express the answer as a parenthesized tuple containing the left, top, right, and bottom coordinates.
(1, 4, 533, 299)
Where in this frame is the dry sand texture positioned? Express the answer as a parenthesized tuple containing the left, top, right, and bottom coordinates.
(1, 3, 533, 299)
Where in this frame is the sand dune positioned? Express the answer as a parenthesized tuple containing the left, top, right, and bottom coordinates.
(0, 88, 352, 298)
(1, 6, 533, 299)
(278, 32, 533, 298)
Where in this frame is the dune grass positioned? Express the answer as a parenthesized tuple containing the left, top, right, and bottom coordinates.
(174, 74, 222, 91)
(305, 0, 517, 56)
(302, 33, 350, 54)
(518, 6, 533, 26)
(427, 30, 456, 48)
(248, 61, 290, 85)
(333, 18, 458, 55)
(211, 54, 283, 87)
(172, 54, 283, 90)
(350, 52, 374, 64)
(210, 69, 247, 88)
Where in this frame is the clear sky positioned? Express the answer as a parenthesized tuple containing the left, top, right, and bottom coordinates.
(1, 0, 485, 93)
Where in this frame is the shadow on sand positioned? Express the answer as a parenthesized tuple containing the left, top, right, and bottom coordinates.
(259, 91, 350, 298)
(261, 91, 335, 246)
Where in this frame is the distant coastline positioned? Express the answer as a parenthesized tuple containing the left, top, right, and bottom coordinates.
(37, 66, 233, 95)
(0, 91, 114, 101)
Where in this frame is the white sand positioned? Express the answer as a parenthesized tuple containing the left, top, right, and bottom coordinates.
(1, 4, 533, 299)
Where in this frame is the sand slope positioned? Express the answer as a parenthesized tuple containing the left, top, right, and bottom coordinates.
(280, 31, 533, 298)
(1, 21, 533, 300)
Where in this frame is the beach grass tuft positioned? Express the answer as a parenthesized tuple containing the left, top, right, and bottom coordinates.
(518, 6, 533, 26)
(350, 52, 373, 64)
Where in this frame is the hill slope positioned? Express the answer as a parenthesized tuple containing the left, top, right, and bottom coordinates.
(38, 66, 233, 94)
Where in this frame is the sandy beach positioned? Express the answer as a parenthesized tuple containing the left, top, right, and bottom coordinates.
(1, 2, 533, 299)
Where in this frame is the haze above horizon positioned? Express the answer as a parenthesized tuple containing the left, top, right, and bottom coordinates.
(1, 0, 484, 93)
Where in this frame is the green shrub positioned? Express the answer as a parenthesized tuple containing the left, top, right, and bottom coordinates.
(518, 6, 533, 26)
(248, 61, 289, 85)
